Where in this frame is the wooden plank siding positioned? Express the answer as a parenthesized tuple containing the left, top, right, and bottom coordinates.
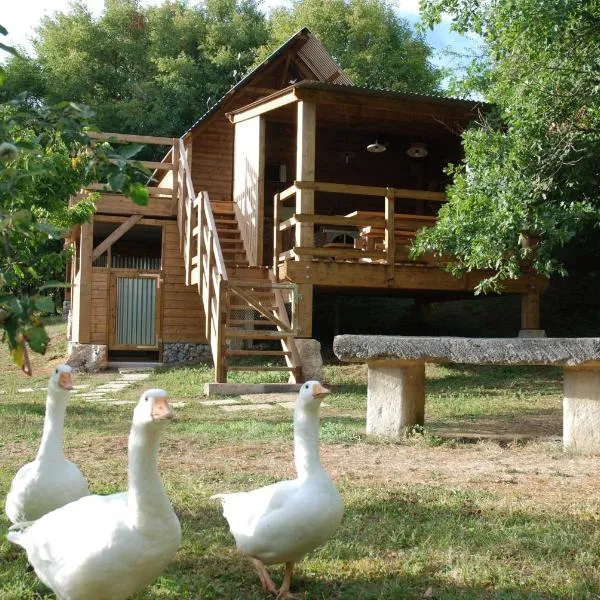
(161, 221, 207, 343)
(90, 268, 109, 344)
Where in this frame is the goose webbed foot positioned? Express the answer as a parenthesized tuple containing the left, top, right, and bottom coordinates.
(251, 558, 278, 595)
(275, 562, 299, 600)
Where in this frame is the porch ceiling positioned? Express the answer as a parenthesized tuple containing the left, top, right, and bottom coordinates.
(227, 81, 484, 137)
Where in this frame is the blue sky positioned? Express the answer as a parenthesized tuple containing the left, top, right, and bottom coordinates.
(2, 0, 482, 74)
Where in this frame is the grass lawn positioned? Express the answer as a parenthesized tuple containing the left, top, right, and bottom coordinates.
(1, 323, 600, 599)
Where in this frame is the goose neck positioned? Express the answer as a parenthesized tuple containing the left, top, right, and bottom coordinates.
(294, 407, 324, 479)
(127, 423, 171, 528)
(36, 391, 68, 463)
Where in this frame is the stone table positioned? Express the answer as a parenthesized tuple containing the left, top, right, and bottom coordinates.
(333, 336, 600, 453)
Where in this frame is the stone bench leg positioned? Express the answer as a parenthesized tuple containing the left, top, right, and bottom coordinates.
(366, 362, 425, 438)
(563, 368, 600, 453)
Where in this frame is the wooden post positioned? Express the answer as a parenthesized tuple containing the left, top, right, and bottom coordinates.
(77, 221, 93, 344)
(273, 192, 281, 272)
(295, 100, 316, 254)
(185, 196, 192, 286)
(521, 292, 540, 330)
(384, 188, 395, 283)
(297, 282, 313, 338)
(197, 192, 204, 294)
(205, 230, 214, 339)
(172, 141, 179, 204)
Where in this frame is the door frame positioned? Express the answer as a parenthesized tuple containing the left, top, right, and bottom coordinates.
(108, 269, 163, 351)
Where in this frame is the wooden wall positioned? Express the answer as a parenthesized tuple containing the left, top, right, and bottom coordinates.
(90, 269, 109, 344)
(190, 115, 235, 202)
(161, 221, 206, 343)
(233, 116, 265, 266)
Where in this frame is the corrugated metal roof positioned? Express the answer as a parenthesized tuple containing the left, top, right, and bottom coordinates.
(296, 36, 353, 85)
(181, 27, 352, 138)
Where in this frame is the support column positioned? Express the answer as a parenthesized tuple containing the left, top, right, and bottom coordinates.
(519, 292, 545, 337)
(76, 221, 93, 344)
(295, 100, 316, 252)
(296, 282, 313, 338)
(563, 368, 600, 454)
(366, 361, 425, 438)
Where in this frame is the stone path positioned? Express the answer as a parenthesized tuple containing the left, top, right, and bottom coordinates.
(10, 370, 179, 408)
(200, 392, 323, 412)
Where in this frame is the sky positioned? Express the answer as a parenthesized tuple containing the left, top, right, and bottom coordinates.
(2, 0, 482, 72)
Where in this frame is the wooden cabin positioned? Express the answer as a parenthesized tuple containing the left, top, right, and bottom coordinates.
(67, 28, 547, 380)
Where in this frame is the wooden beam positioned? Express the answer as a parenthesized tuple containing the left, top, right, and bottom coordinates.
(77, 222, 93, 343)
(296, 283, 313, 338)
(228, 89, 299, 124)
(521, 292, 541, 330)
(295, 100, 316, 253)
(92, 214, 142, 261)
(384, 189, 395, 282)
(87, 131, 175, 146)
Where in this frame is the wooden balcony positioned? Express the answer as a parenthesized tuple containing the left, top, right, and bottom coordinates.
(273, 180, 547, 295)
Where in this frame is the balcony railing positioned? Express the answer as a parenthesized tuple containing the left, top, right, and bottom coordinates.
(273, 180, 446, 273)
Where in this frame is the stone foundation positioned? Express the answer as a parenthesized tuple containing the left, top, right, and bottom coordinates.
(162, 342, 211, 364)
(67, 342, 108, 372)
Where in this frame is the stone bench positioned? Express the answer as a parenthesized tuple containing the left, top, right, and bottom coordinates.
(333, 336, 600, 453)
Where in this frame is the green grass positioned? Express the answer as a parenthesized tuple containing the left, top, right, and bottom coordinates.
(2, 325, 599, 599)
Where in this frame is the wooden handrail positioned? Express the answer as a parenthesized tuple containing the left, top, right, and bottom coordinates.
(87, 131, 176, 146)
(293, 180, 447, 202)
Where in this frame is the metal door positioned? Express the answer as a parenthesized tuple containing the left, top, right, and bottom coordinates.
(110, 274, 160, 349)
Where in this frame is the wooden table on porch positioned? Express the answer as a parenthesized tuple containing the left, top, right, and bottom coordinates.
(344, 211, 437, 251)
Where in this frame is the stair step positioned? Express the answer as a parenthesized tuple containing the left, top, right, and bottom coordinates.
(210, 201, 235, 213)
(228, 319, 277, 327)
(226, 350, 291, 357)
(225, 328, 288, 340)
(227, 366, 294, 372)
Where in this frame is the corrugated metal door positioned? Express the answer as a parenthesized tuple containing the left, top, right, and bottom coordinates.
(111, 275, 159, 349)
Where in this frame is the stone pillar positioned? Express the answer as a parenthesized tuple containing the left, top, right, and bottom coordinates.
(289, 338, 323, 383)
(563, 368, 600, 453)
(366, 362, 425, 438)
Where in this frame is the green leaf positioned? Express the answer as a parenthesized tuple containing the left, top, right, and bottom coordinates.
(128, 182, 149, 206)
(34, 296, 55, 313)
(115, 143, 145, 160)
(107, 171, 128, 191)
(25, 325, 49, 354)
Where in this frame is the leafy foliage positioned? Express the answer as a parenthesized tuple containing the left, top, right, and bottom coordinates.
(0, 28, 151, 373)
(413, 0, 600, 292)
(1, 0, 270, 138)
(262, 0, 442, 93)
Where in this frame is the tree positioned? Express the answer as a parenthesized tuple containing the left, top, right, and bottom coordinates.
(413, 0, 600, 292)
(2, 0, 270, 138)
(261, 0, 442, 94)
(0, 26, 149, 373)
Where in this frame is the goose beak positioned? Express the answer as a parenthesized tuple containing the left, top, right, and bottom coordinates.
(58, 372, 74, 391)
(151, 396, 174, 421)
(312, 383, 330, 398)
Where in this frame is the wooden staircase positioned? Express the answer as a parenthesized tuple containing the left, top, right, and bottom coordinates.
(176, 140, 302, 383)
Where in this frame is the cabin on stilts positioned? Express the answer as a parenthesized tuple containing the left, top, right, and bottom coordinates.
(66, 28, 548, 382)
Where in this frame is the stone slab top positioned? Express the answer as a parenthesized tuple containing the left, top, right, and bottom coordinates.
(334, 335, 600, 367)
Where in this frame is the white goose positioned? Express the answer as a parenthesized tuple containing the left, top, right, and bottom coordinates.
(7, 389, 182, 600)
(5, 364, 89, 523)
(213, 381, 344, 600)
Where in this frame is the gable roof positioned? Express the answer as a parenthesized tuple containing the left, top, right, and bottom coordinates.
(181, 27, 352, 139)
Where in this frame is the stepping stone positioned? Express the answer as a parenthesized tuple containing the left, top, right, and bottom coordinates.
(17, 388, 35, 393)
(240, 393, 297, 404)
(278, 401, 297, 409)
(96, 384, 131, 391)
(120, 373, 151, 381)
(222, 403, 275, 412)
(73, 385, 89, 389)
(79, 393, 108, 398)
(201, 399, 239, 406)
(170, 402, 187, 408)
(106, 400, 136, 406)
(0, 390, 6, 395)
(83, 397, 117, 403)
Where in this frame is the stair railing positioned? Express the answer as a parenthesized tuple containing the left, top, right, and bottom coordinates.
(178, 139, 229, 381)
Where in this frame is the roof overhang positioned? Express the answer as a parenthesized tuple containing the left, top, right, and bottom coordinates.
(227, 81, 485, 135)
